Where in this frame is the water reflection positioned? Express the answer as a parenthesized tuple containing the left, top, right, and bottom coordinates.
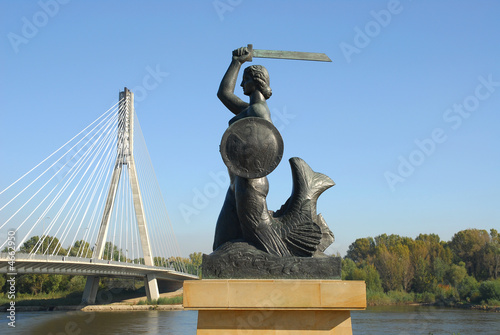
(0, 310, 198, 335)
(352, 305, 500, 335)
(1, 306, 499, 335)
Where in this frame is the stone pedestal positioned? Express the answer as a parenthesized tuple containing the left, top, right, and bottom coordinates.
(202, 243, 342, 280)
(183, 279, 366, 334)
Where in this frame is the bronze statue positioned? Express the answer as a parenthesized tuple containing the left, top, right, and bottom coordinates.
(212, 46, 335, 259)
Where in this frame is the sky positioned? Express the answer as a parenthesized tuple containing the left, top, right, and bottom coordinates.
(1, 0, 499, 258)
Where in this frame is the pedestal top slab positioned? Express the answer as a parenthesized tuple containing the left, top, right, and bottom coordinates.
(183, 279, 366, 311)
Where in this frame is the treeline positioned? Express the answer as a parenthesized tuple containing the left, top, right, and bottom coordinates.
(0, 236, 202, 296)
(3, 230, 499, 306)
(342, 228, 500, 306)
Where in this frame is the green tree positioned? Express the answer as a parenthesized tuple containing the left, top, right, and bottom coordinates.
(433, 257, 450, 284)
(449, 229, 490, 280)
(68, 240, 91, 258)
(189, 252, 203, 267)
(13, 235, 68, 295)
(341, 258, 358, 280)
(345, 237, 375, 264)
(375, 234, 407, 250)
(0, 274, 6, 291)
(15, 273, 70, 295)
(457, 275, 480, 302)
(394, 243, 414, 292)
(410, 240, 434, 293)
(102, 241, 125, 262)
(20, 235, 66, 255)
(484, 229, 500, 279)
(44, 274, 64, 292)
(479, 279, 500, 302)
(154, 256, 168, 267)
(374, 244, 402, 291)
(371, 235, 414, 292)
(445, 263, 467, 287)
(17, 274, 49, 295)
(67, 276, 87, 292)
(362, 263, 383, 292)
(342, 259, 382, 292)
(416, 233, 453, 265)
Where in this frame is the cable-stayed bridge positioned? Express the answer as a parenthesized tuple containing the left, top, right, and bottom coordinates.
(0, 88, 198, 303)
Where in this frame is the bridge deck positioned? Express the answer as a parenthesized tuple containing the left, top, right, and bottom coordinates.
(0, 253, 199, 282)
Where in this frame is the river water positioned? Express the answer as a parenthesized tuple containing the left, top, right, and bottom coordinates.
(1, 306, 499, 334)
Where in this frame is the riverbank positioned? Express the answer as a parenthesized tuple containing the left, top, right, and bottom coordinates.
(367, 298, 500, 312)
(366, 288, 500, 311)
(366, 301, 500, 312)
(449, 302, 500, 312)
(4, 302, 498, 313)
(3, 288, 498, 313)
(0, 288, 185, 312)
(0, 304, 184, 312)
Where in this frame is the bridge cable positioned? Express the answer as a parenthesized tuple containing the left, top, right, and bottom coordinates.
(30, 111, 120, 255)
(0, 100, 121, 197)
(0, 107, 120, 251)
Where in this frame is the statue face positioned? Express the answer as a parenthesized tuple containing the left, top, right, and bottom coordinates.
(241, 73, 256, 96)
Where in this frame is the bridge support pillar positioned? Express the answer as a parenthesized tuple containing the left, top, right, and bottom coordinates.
(144, 273, 160, 300)
(144, 274, 160, 301)
(82, 276, 100, 304)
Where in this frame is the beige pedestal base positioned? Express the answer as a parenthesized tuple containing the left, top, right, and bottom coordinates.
(184, 279, 366, 335)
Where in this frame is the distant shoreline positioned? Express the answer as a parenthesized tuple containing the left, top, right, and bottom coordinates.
(3, 303, 498, 313)
(0, 304, 184, 312)
(367, 301, 500, 312)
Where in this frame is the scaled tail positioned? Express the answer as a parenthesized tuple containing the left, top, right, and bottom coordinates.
(275, 157, 335, 255)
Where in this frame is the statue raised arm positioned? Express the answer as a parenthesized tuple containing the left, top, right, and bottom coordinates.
(217, 46, 272, 125)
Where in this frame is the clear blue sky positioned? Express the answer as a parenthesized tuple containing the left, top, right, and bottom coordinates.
(1, 0, 499, 257)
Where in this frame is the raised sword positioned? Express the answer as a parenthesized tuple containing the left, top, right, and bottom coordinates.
(247, 44, 332, 62)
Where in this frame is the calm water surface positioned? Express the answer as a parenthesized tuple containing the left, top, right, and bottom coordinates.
(1, 306, 499, 334)
(352, 306, 500, 334)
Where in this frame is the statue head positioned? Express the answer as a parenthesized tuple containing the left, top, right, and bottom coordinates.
(242, 65, 272, 100)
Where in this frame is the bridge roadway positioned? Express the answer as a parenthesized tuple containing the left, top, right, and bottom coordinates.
(0, 253, 199, 282)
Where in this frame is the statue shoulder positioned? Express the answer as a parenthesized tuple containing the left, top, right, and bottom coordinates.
(249, 102, 272, 123)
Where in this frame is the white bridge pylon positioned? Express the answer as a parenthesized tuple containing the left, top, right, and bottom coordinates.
(0, 87, 194, 304)
(83, 88, 159, 303)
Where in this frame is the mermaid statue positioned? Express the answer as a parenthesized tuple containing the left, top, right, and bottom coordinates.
(204, 46, 340, 279)
(211, 45, 336, 259)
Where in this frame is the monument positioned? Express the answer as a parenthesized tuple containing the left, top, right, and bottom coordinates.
(184, 45, 366, 334)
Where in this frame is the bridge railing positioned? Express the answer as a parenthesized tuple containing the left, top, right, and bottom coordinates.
(0, 252, 179, 271)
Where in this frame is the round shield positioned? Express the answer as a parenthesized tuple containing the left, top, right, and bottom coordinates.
(220, 117, 284, 179)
